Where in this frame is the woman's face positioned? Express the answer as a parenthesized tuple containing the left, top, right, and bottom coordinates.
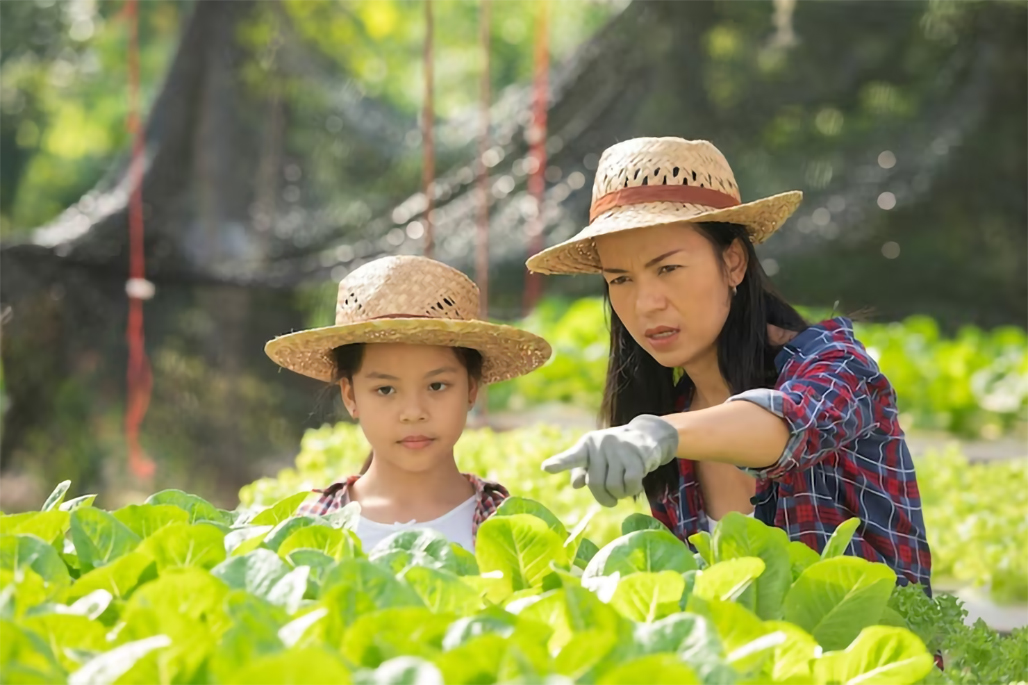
(595, 223, 746, 370)
(340, 344, 478, 474)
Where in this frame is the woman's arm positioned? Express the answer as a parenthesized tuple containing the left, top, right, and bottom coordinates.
(661, 400, 790, 469)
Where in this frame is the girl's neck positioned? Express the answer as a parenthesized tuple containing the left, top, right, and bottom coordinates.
(352, 453, 474, 523)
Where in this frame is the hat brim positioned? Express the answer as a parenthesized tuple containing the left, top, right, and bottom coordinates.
(265, 318, 552, 384)
(527, 191, 803, 275)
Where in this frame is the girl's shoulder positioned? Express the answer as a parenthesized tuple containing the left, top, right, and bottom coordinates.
(464, 473, 510, 523)
(296, 475, 360, 516)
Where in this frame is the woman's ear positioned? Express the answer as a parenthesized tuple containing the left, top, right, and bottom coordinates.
(467, 377, 480, 408)
(724, 238, 749, 288)
(339, 379, 359, 419)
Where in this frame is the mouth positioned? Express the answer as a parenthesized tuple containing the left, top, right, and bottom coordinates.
(398, 435, 435, 449)
(643, 325, 680, 349)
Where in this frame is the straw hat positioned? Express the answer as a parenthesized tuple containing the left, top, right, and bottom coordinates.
(526, 137, 803, 275)
(266, 256, 552, 384)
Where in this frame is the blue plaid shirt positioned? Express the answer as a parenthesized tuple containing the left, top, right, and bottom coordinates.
(650, 318, 933, 592)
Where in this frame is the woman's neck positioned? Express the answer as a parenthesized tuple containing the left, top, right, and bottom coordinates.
(683, 348, 732, 410)
(351, 453, 474, 524)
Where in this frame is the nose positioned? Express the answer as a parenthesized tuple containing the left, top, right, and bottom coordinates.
(399, 392, 429, 424)
(635, 275, 667, 315)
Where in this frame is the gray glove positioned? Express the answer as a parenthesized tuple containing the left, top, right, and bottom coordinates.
(540, 415, 679, 507)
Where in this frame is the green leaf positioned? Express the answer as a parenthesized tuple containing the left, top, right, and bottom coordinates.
(0, 535, 71, 587)
(61, 551, 153, 602)
(0, 511, 70, 545)
(0, 619, 67, 683)
(342, 607, 451, 668)
(358, 656, 444, 685)
(67, 635, 172, 685)
(144, 489, 232, 525)
(212, 549, 291, 596)
(555, 629, 621, 681)
(42, 481, 71, 512)
(402, 566, 482, 616)
(58, 495, 97, 513)
(69, 507, 141, 572)
(285, 549, 336, 597)
(691, 557, 765, 604)
(783, 556, 897, 651)
(704, 599, 777, 675)
(711, 512, 791, 620)
(137, 522, 226, 570)
(250, 492, 314, 526)
(788, 541, 822, 583)
(21, 614, 108, 671)
(222, 647, 351, 685)
(1, 567, 50, 619)
(263, 517, 325, 552)
(279, 607, 329, 648)
(598, 654, 700, 685)
(207, 592, 288, 681)
(584, 530, 695, 580)
(622, 513, 671, 536)
(521, 586, 627, 653)
(495, 497, 568, 538)
(112, 504, 189, 538)
(574, 538, 600, 570)
(822, 518, 861, 560)
(267, 566, 310, 615)
(608, 571, 685, 623)
(319, 502, 361, 532)
(450, 544, 479, 576)
(476, 514, 568, 592)
(812, 626, 935, 685)
(319, 559, 424, 636)
(368, 529, 457, 574)
(632, 612, 732, 683)
(433, 633, 508, 685)
(226, 525, 274, 556)
(762, 620, 820, 683)
(278, 525, 359, 561)
(688, 531, 713, 568)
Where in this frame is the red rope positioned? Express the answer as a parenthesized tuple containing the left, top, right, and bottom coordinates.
(523, 0, 549, 314)
(125, 0, 155, 480)
(422, 0, 435, 258)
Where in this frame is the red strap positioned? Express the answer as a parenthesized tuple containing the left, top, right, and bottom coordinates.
(589, 185, 740, 222)
(125, 0, 155, 480)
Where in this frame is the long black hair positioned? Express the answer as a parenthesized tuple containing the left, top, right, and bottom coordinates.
(332, 343, 484, 474)
(599, 222, 808, 501)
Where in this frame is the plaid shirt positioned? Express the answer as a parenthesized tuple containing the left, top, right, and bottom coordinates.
(297, 472, 509, 539)
(650, 318, 933, 592)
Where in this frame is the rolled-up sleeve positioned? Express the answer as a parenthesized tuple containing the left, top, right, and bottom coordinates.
(727, 349, 880, 480)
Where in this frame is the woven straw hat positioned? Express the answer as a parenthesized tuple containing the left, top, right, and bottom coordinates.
(526, 137, 803, 275)
(266, 256, 551, 384)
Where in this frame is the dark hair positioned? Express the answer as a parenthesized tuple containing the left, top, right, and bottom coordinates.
(331, 343, 485, 474)
(599, 222, 808, 501)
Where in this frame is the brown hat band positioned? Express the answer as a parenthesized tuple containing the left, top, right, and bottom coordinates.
(589, 185, 740, 222)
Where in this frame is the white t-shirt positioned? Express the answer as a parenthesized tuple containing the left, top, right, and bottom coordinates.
(356, 495, 478, 553)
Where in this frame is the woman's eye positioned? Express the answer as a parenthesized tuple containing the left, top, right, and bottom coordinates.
(608, 276, 629, 286)
(658, 264, 680, 275)
(428, 382, 448, 392)
(375, 386, 395, 396)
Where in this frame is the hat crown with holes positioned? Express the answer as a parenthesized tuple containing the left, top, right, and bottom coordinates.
(334, 255, 479, 325)
(526, 137, 803, 275)
(265, 255, 551, 384)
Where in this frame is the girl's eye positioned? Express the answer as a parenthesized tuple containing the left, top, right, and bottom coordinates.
(428, 382, 448, 392)
(375, 386, 395, 396)
(658, 264, 680, 275)
(608, 276, 629, 286)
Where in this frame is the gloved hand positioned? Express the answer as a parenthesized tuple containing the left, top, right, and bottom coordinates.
(540, 415, 680, 507)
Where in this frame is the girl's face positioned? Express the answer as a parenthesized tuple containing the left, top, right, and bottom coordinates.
(340, 344, 478, 474)
(595, 222, 746, 370)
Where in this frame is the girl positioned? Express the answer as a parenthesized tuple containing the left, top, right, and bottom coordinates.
(528, 137, 933, 591)
(265, 255, 551, 552)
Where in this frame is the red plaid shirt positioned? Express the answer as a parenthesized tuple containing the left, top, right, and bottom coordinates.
(297, 472, 509, 539)
(650, 318, 933, 593)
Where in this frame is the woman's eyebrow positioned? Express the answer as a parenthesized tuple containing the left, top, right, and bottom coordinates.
(601, 249, 684, 274)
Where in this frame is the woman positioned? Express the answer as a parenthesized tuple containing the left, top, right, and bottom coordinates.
(529, 137, 932, 590)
